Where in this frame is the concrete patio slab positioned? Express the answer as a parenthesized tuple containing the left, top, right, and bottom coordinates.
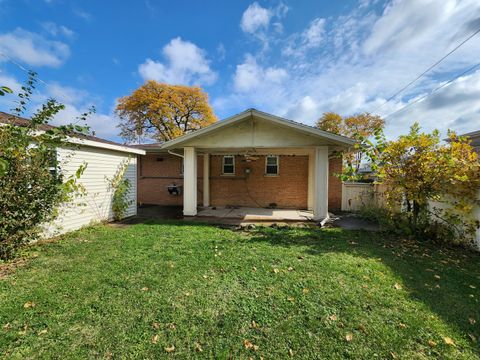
(196, 206, 314, 221)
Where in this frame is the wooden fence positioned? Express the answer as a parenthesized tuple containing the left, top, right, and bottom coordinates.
(341, 182, 387, 212)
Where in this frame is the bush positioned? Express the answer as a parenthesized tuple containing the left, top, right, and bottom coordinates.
(0, 73, 90, 260)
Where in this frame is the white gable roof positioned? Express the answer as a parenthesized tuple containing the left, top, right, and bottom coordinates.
(161, 109, 355, 150)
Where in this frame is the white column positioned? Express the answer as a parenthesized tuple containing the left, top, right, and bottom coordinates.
(313, 146, 329, 221)
(183, 147, 197, 216)
(307, 149, 314, 210)
(203, 153, 210, 207)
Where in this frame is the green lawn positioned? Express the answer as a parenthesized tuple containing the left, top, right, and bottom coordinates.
(1, 221, 479, 359)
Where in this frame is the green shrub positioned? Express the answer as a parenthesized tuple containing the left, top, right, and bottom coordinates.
(0, 73, 90, 260)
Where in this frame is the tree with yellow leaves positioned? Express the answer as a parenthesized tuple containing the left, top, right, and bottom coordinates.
(116, 81, 217, 142)
(316, 112, 385, 181)
(378, 123, 480, 244)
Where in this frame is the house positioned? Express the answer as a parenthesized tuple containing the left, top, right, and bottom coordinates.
(0, 112, 145, 235)
(133, 109, 355, 221)
(461, 129, 480, 151)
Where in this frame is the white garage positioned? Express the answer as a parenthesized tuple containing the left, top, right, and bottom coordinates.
(47, 136, 145, 236)
(0, 112, 145, 237)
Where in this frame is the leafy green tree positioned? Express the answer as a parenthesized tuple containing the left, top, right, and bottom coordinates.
(0, 72, 89, 259)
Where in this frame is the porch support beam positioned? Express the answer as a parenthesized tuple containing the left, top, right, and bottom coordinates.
(307, 149, 314, 211)
(203, 153, 210, 207)
(313, 146, 329, 222)
(183, 147, 197, 216)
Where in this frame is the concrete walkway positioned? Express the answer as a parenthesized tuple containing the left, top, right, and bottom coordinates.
(197, 206, 314, 221)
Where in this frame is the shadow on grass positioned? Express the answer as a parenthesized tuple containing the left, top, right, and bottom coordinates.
(246, 226, 480, 352)
(115, 218, 480, 351)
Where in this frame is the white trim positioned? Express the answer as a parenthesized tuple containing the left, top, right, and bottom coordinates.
(66, 136, 145, 155)
(222, 155, 235, 175)
(161, 109, 355, 149)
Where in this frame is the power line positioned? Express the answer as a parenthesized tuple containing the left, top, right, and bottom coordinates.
(383, 61, 480, 119)
(371, 26, 480, 114)
(0, 52, 49, 87)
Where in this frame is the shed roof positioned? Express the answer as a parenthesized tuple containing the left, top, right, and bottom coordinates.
(0, 111, 145, 155)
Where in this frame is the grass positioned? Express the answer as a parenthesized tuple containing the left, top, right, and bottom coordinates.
(1, 220, 479, 359)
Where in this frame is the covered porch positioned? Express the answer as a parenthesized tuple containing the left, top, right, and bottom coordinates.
(158, 109, 355, 222)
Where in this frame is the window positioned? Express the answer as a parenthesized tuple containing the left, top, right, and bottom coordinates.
(222, 155, 235, 175)
(265, 155, 279, 175)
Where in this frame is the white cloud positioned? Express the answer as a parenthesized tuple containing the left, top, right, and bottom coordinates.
(0, 28, 69, 67)
(240, 2, 272, 34)
(41, 22, 75, 38)
(283, 17, 326, 56)
(233, 54, 287, 93)
(217, 0, 480, 138)
(138, 37, 217, 86)
(73, 9, 92, 21)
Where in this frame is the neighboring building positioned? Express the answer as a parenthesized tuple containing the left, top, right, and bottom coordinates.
(0, 112, 145, 236)
(133, 109, 355, 221)
(461, 129, 480, 152)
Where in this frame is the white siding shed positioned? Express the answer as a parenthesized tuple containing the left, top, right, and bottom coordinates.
(45, 138, 145, 237)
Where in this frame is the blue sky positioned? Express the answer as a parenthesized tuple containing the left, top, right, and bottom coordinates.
(1, 0, 479, 142)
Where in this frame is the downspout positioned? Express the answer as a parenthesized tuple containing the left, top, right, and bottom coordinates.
(168, 149, 184, 158)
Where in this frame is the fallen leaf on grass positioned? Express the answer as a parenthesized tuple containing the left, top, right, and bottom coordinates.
(151, 335, 158, 344)
(165, 345, 175, 353)
(152, 322, 160, 330)
(23, 301, 36, 309)
(434, 275, 441, 280)
(287, 267, 294, 271)
(289, 348, 294, 356)
(468, 334, 477, 342)
(243, 339, 258, 351)
(194, 342, 203, 352)
(469, 318, 476, 325)
(345, 333, 353, 342)
(252, 266, 257, 272)
(141, 287, 149, 292)
(358, 324, 366, 333)
(287, 296, 295, 303)
(202, 275, 208, 279)
(251, 320, 259, 328)
(37, 329, 48, 336)
(272, 268, 279, 274)
(329, 315, 337, 321)
(443, 337, 455, 346)
(393, 283, 402, 290)
(166, 323, 176, 330)
(428, 340, 437, 347)
(469, 285, 476, 289)
(303, 288, 310, 294)
(398, 323, 407, 329)
(3, 323, 10, 330)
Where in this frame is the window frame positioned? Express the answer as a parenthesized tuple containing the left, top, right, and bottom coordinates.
(222, 155, 235, 175)
(265, 155, 279, 176)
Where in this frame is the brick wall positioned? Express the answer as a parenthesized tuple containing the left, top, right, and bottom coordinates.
(137, 153, 203, 206)
(209, 155, 308, 209)
(137, 152, 342, 211)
